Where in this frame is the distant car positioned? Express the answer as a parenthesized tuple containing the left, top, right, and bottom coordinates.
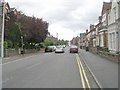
(62, 45, 66, 48)
(70, 45, 78, 53)
(51, 46, 56, 51)
(55, 46, 65, 53)
(45, 46, 54, 52)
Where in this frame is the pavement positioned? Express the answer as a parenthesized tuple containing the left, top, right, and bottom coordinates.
(2, 52, 41, 64)
(79, 49, 118, 88)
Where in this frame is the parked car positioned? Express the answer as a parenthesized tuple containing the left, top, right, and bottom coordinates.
(45, 46, 54, 52)
(62, 45, 66, 48)
(55, 46, 65, 53)
(51, 45, 56, 51)
(70, 45, 78, 53)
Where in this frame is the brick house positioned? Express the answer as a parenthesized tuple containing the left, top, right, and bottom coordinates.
(85, 24, 96, 47)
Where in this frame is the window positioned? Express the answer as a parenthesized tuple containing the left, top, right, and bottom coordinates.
(113, 32, 115, 49)
(113, 7, 116, 22)
(109, 33, 112, 49)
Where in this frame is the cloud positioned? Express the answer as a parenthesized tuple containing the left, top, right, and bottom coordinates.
(6, 0, 110, 40)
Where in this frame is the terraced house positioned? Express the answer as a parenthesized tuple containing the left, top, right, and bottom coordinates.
(98, 2, 112, 48)
(108, 0, 120, 54)
(81, 0, 120, 61)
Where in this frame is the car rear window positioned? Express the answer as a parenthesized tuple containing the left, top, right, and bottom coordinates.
(70, 46, 78, 48)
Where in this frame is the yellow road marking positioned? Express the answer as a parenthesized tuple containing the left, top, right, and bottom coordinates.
(76, 55, 85, 89)
(78, 56, 91, 89)
(75, 54, 91, 89)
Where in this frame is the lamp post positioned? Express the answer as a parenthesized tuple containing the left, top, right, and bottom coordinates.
(15, 22, 24, 54)
(21, 36, 23, 51)
(0, 1, 4, 89)
(56, 33, 58, 45)
(1, 0, 5, 58)
(0, 2, 2, 58)
(116, 0, 120, 61)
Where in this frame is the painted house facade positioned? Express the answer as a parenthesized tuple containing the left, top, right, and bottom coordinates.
(89, 24, 96, 47)
(79, 33, 86, 49)
(108, 0, 120, 53)
(99, 2, 112, 48)
(95, 16, 102, 47)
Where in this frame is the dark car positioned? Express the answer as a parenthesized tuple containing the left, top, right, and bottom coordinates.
(45, 46, 54, 52)
(70, 45, 78, 53)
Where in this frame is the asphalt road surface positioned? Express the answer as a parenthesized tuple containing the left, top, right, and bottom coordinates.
(2, 47, 82, 88)
(2, 47, 118, 88)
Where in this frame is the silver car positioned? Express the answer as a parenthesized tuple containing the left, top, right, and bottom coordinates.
(55, 46, 65, 53)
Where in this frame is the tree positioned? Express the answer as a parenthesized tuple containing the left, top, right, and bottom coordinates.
(5, 10, 21, 48)
(44, 38, 54, 47)
(5, 9, 49, 49)
(17, 14, 49, 44)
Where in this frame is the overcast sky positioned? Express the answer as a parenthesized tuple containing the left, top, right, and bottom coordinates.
(6, 0, 110, 40)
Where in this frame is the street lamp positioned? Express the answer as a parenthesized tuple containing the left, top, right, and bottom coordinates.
(116, 0, 120, 61)
(15, 22, 24, 54)
(1, 0, 5, 58)
(56, 33, 58, 45)
(15, 23, 26, 53)
(21, 36, 23, 51)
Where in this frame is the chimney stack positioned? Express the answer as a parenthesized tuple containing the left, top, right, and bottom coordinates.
(90, 24, 94, 31)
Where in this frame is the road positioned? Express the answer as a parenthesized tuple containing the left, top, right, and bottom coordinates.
(2, 47, 82, 88)
(2, 47, 118, 88)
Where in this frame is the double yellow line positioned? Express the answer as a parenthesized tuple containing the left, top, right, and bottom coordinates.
(75, 54, 91, 90)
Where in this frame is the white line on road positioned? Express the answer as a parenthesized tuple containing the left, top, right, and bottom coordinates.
(2, 76, 14, 84)
(2, 54, 37, 65)
(25, 63, 41, 70)
(2, 78, 10, 84)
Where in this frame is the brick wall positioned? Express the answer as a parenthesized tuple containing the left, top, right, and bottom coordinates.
(88, 47, 119, 62)
(98, 51, 120, 62)
(4, 49, 19, 57)
(4, 49, 38, 57)
(89, 47, 98, 54)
